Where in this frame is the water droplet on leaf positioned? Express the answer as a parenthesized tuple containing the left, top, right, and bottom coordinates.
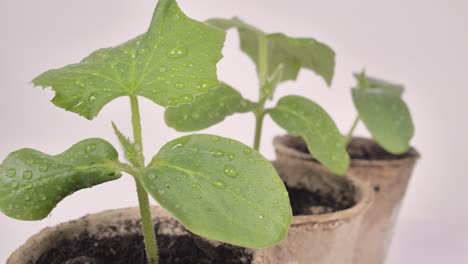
(210, 136, 220, 142)
(244, 147, 252, 155)
(192, 183, 201, 189)
(167, 46, 188, 59)
(39, 164, 48, 172)
(86, 144, 97, 153)
(223, 165, 238, 178)
(23, 170, 33, 180)
(210, 149, 224, 158)
(6, 168, 16, 177)
(211, 180, 226, 189)
(24, 182, 33, 189)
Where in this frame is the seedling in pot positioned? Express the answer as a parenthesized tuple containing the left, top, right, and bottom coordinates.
(165, 17, 350, 175)
(0, 2, 292, 264)
(345, 71, 414, 155)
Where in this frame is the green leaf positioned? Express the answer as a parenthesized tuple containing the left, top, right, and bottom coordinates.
(33, 0, 226, 119)
(355, 71, 404, 96)
(269, 96, 349, 175)
(207, 17, 335, 86)
(164, 83, 257, 132)
(112, 122, 143, 167)
(0, 139, 121, 220)
(352, 88, 414, 154)
(141, 134, 292, 248)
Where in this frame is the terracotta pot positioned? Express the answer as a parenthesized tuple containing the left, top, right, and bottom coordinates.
(259, 157, 373, 264)
(7, 206, 267, 264)
(273, 135, 419, 264)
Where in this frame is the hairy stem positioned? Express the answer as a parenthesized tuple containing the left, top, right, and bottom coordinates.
(130, 95, 159, 264)
(253, 110, 266, 151)
(345, 115, 360, 145)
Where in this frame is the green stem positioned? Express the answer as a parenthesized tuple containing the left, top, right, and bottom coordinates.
(253, 110, 266, 151)
(129, 95, 158, 264)
(252, 36, 269, 150)
(135, 178, 159, 264)
(345, 115, 360, 145)
(130, 96, 145, 167)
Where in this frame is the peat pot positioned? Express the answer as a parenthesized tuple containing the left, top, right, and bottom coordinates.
(273, 135, 419, 264)
(7, 206, 266, 264)
(263, 158, 374, 264)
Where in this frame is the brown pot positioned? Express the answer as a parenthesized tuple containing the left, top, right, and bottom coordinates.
(259, 157, 373, 264)
(273, 135, 419, 264)
(7, 206, 267, 264)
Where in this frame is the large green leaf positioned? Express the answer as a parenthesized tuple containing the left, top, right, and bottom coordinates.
(352, 88, 414, 154)
(269, 96, 349, 175)
(33, 0, 226, 119)
(164, 83, 257, 132)
(141, 134, 292, 248)
(207, 17, 335, 86)
(0, 139, 121, 220)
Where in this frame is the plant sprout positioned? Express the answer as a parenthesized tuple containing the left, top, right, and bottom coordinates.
(0, 2, 292, 264)
(346, 71, 414, 154)
(165, 18, 415, 175)
(165, 17, 350, 175)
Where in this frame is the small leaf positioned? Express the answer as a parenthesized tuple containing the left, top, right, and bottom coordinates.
(164, 83, 257, 132)
(352, 88, 414, 154)
(112, 122, 143, 167)
(207, 17, 335, 86)
(141, 134, 292, 248)
(269, 96, 349, 175)
(33, 0, 226, 119)
(354, 71, 404, 96)
(0, 139, 121, 220)
(260, 64, 284, 102)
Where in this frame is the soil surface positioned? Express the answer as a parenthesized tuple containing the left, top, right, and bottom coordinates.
(286, 185, 355, 216)
(36, 222, 252, 264)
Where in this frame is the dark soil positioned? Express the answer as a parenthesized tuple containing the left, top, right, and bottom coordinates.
(286, 185, 355, 216)
(36, 222, 252, 264)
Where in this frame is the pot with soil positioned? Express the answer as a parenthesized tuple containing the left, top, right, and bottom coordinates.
(259, 158, 373, 264)
(7, 206, 267, 264)
(274, 135, 419, 264)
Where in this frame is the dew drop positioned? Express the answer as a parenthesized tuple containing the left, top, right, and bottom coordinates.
(24, 182, 33, 189)
(26, 159, 34, 165)
(259, 215, 264, 219)
(167, 45, 188, 59)
(159, 66, 167, 73)
(24, 195, 31, 201)
(11, 181, 18, 188)
(23, 170, 33, 180)
(6, 168, 16, 177)
(86, 144, 97, 153)
(171, 143, 184, 150)
(210, 149, 224, 158)
(243, 147, 252, 155)
(88, 94, 97, 102)
(197, 80, 218, 92)
(210, 136, 220, 142)
(227, 153, 235, 161)
(175, 83, 184, 89)
(223, 164, 238, 178)
(165, 184, 171, 189)
(39, 194, 47, 201)
(39, 164, 48, 172)
(192, 183, 201, 189)
(211, 180, 226, 189)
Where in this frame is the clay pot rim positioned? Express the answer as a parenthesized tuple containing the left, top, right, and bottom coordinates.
(273, 135, 420, 167)
(290, 173, 373, 226)
(7, 206, 265, 264)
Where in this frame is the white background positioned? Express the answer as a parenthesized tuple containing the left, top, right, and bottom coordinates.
(1, 0, 467, 263)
